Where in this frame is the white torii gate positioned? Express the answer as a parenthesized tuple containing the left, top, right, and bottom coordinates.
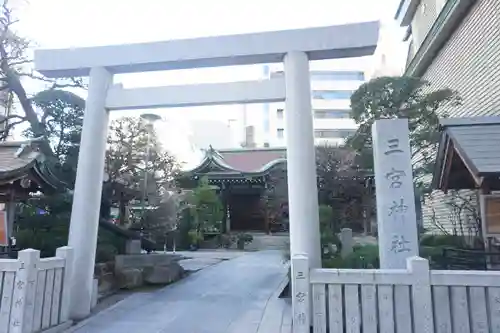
(34, 21, 379, 319)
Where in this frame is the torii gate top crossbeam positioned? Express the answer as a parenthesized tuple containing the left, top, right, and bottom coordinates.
(34, 21, 379, 78)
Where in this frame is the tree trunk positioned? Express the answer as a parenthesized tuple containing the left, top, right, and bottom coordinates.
(0, 48, 54, 158)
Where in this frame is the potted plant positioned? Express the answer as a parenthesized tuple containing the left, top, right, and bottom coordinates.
(188, 229, 203, 251)
(236, 233, 253, 250)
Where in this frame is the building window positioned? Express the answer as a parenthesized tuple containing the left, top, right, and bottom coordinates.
(314, 129, 355, 139)
(314, 110, 351, 119)
(277, 108, 284, 119)
(311, 71, 364, 81)
(312, 90, 354, 100)
(277, 128, 284, 139)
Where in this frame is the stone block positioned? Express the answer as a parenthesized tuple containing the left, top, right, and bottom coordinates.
(116, 268, 143, 290)
(142, 262, 185, 285)
(125, 239, 142, 254)
(97, 272, 116, 295)
(94, 261, 117, 295)
(114, 253, 181, 273)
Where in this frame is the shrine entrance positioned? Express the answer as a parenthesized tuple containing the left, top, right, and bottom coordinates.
(228, 193, 264, 231)
(33, 21, 379, 319)
(178, 146, 288, 233)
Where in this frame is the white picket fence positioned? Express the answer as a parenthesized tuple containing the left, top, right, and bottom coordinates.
(0, 247, 73, 333)
(292, 254, 500, 333)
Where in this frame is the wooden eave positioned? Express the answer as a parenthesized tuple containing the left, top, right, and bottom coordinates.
(433, 134, 500, 192)
(435, 140, 478, 192)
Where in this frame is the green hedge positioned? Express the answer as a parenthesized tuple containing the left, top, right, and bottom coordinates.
(322, 243, 480, 270)
(323, 244, 379, 269)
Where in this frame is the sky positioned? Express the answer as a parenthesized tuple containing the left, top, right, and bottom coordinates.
(12, 0, 407, 165)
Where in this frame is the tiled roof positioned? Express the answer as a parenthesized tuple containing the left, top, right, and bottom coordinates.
(433, 117, 500, 189)
(218, 148, 286, 172)
(0, 138, 64, 191)
(0, 140, 42, 179)
(188, 146, 356, 176)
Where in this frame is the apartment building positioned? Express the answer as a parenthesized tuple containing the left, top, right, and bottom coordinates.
(395, 0, 500, 233)
(261, 59, 372, 147)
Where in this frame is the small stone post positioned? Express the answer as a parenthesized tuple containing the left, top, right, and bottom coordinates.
(408, 257, 434, 332)
(340, 228, 353, 258)
(56, 246, 74, 322)
(291, 254, 310, 333)
(11, 249, 40, 333)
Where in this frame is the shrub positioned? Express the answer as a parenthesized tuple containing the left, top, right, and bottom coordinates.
(323, 244, 380, 269)
(318, 205, 333, 230)
(420, 234, 468, 248)
(347, 244, 380, 268)
(236, 233, 253, 250)
(322, 243, 466, 270)
(219, 234, 233, 248)
(16, 228, 67, 258)
(16, 207, 70, 257)
(420, 246, 448, 268)
(175, 208, 194, 249)
(188, 229, 204, 245)
(95, 243, 119, 263)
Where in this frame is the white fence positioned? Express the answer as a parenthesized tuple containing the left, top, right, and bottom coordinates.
(0, 247, 73, 333)
(292, 254, 500, 333)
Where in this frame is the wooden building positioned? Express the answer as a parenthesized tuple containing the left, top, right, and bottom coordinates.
(180, 146, 287, 233)
(433, 117, 500, 250)
(0, 139, 65, 247)
(0, 139, 65, 198)
(0, 139, 157, 251)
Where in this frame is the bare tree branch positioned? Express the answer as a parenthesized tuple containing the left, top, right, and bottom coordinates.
(0, 1, 86, 153)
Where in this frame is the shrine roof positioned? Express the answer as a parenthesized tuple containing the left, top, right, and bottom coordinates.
(218, 147, 286, 172)
(433, 117, 500, 191)
(0, 138, 65, 191)
(0, 141, 40, 174)
(185, 146, 286, 177)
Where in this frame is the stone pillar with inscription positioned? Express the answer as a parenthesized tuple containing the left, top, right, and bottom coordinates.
(372, 118, 419, 269)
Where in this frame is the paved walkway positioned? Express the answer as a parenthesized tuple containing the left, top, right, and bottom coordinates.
(66, 251, 289, 333)
(176, 250, 248, 271)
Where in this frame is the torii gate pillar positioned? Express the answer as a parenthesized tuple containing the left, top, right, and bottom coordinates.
(284, 51, 321, 269)
(67, 67, 112, 319)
